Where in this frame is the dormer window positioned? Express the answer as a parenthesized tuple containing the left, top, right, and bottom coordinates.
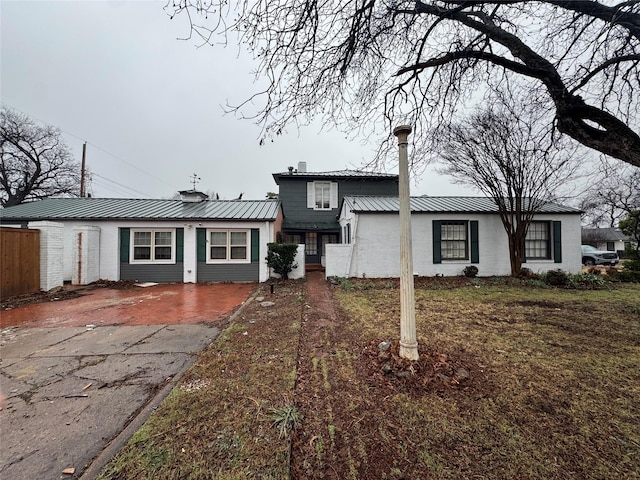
(307, 181, 338, 210)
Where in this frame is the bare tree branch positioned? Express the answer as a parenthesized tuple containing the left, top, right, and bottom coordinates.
(0, 107, 80, 207)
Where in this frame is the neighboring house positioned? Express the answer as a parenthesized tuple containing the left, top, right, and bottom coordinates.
(326, 195, 582, 278)
(272, 162, 398, 266)
(581, 227, 632, 255)
(0, 191, 283, 285)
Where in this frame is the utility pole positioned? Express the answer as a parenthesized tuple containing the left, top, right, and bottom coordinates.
(394, 125, 419, 361)
(80, 142, 87, 197)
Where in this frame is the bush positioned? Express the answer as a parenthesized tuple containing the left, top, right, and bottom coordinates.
(518, 267, 540, 280)
(463, 265, 479, 278)
(544, 269, 569, 287)
(567, 273, 608, 290)
(266, 243, 299, 279)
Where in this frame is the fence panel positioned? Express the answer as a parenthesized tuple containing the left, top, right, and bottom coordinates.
(1, 227, 40, 299)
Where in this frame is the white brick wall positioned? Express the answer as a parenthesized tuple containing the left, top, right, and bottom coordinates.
(269, 244, 305, 280)
(327, 212, 582, 278)
(29, 221, 64, 291)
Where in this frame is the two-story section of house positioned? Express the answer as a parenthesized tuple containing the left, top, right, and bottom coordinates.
(272, 162, 399, 268)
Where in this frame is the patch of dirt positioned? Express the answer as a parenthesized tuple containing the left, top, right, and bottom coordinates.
(362, 340, 489, 396)
(0, 280, 137, 311)
(290, 272, 495, 480)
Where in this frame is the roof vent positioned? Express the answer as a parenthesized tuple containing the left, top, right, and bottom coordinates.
(298, 161, 307, 173)
(178, 190, 209, 203)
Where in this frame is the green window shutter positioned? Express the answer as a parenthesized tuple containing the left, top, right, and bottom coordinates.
(432, 220, 442, 264)
(251, 229, 260, 262)
(470, 220, 479, 264)
(197, 228, 206, 262)
(176, 228, 184, 262)
(120, 228, 130, 262)
(553, 221, 562, 263)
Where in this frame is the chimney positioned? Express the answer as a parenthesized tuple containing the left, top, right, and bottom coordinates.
(179, 190, 209, 203)
(298, 161, 307, 173)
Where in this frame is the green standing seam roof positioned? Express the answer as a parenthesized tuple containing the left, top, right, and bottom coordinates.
(0, 198, 282, 221)
(342, 196, 582, 214)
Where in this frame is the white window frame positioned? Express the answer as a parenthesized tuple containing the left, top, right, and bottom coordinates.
(307, 181, 338, 210)
(130, 228, 176, 264)
(206, 229, 251, 264)
(441, 221, 469, 260)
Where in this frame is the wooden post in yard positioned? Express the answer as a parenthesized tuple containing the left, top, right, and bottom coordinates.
(393, 125, 419, 361)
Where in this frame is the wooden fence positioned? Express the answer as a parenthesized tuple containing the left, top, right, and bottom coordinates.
(1, 227, 40, 299)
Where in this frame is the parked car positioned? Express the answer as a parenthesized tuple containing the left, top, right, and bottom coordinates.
(581, 245, 619, 266)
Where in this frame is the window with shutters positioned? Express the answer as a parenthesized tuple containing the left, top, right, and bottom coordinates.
(307, 181, 338, 210)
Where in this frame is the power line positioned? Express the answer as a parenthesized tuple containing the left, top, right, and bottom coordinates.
(91, 173, 152, 197)
(1, 101, 176, 190)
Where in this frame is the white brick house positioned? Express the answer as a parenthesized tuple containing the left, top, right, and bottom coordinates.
(326, 196, 582, 278)
(0, 195, 283, 286)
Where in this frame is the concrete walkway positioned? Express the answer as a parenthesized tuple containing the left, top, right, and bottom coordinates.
(0, 323, 221, 479)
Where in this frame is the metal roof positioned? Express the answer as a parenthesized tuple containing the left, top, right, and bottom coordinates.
(0, 198, 281, 221)
(273, 169, 397, 184)
(342, 196, 581, 214)
(582, 227, 630, 242)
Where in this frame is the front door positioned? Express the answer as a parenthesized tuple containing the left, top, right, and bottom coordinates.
(305, 232, 319, 264)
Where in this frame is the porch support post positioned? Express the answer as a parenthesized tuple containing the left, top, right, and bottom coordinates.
(393, 125, 419, 360)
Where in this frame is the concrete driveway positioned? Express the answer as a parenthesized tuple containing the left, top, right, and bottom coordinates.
(0, 283, 255, 480)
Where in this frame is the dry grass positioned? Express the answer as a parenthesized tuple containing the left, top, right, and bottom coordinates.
(98, 278, 640, 479)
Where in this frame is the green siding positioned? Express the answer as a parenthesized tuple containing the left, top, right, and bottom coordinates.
(470, 220, 479, 264)
(120, 228, 130, 262)
(278, 176, 399, 231)
(553, 221, 562, 263)
(176, 228, 184, 262)
(432, 220, 442, 264)
(197, 262, 259, 282)
(120, 263, 183, 283)
(197, 228, 206, 262)
(251, 229, 260, 262)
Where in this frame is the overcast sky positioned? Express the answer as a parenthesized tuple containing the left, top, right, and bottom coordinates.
(1, 0, 469, 200)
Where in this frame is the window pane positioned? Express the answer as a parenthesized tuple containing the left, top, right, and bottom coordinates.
(441, 222, 467, 259)
(230, 231, 247, 246)
(134, 231, 151, 246)
(315, 182, 330, 209)
(134, 246, 151, 260)
(230, 246, 247, 259)
(210, 246, 227, 259)
(210, 232, 227, 246)
(155, 246, 172, 259)
(525, 222, 550, 259)
(155, 231, 172, 246)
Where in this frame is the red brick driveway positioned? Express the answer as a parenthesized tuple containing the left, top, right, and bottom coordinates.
(0, 283, 256, 328)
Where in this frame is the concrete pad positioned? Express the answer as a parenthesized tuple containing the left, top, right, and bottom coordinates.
(0, 372, 32, 398)
(76, 353, 193, 385)
(3, 356, 88, 388)
(125, 324, 221, 354)
(0, 384, 149, 480)
(32, 325, 163, 356)
(0, 327, 85, 358)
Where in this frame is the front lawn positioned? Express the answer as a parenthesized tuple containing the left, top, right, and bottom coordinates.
(99, 278, 640, 480)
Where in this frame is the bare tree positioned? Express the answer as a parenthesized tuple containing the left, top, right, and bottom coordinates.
(1, 108, 80, 207)
(435, 96, 580, 276)
(167, 1, 640, 169)
(580, 159, 640, 227)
